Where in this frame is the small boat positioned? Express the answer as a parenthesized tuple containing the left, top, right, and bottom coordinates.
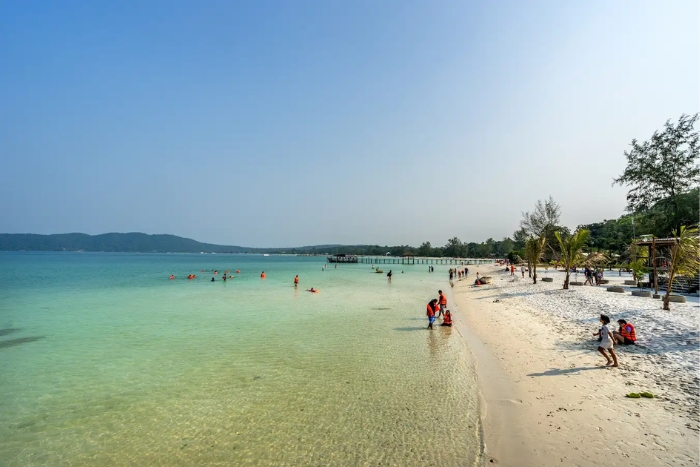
(263, 254, 270, 257)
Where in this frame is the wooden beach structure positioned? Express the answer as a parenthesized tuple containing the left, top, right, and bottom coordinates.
(326, 254, 359, 263)
(635, 236, 700, 295)
(357, 255, 491, 265)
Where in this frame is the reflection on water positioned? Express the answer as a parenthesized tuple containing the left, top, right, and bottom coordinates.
(0, 336, 45, 349)
(0, 253, 483, 466)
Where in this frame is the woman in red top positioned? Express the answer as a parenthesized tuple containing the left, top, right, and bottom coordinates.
(613, 319, 636, 345)
(426, 299, 438, 330)
(441, 310, 453, 327)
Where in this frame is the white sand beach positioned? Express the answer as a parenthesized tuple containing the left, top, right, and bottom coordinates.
(450, 264, 699, 467)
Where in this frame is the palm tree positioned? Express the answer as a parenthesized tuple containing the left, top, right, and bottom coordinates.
(525, 235, 547, 284)
(555, 229, 590, 289)
(663, 226, 700, 311)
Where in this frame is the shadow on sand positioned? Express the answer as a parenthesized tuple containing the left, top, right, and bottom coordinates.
(393, 327, 427, 332)
(527, 366, 604, 377)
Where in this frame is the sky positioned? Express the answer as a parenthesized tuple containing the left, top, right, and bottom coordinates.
(1, 0, 698, 248)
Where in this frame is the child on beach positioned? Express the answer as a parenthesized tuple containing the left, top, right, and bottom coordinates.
(593, 314, 618, 367)
(441, 310, 452, 327)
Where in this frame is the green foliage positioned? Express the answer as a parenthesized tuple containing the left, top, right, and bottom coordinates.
(614, 113, 699, 233)
(580, 189, 699, 252)
(580, 216, 635, 255)
(628, 259, 648, 283)
(555, 229, 590, 289)
(417, 241, 432, 257)
(507, 251, 522, 264)
(512, 228, 527, 250)
(520, 197, 561, 238)
(443, 237, 466, 257)
(525, 235, 547, 284)
(0, 233, 255, 253)
(663, 226, 700, 310)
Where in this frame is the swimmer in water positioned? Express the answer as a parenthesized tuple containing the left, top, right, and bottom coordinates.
(307, 287, 318, 293)
(211, 277, 215, 282)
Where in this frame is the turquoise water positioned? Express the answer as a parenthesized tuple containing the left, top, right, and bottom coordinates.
(0, 252, 482, 466)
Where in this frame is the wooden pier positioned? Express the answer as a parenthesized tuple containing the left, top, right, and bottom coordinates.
(357, 256, 491, 265)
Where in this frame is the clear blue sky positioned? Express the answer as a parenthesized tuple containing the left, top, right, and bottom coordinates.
(1, 0, 697, 247)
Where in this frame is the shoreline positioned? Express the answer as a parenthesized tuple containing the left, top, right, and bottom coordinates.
(449, 265, 699, 466)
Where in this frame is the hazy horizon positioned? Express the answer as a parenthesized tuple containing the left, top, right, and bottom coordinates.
(1, 1, 698, 247)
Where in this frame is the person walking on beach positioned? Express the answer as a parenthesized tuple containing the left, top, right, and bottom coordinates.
(521, 265, 525, 278)
(438, 290, 447, 318)
(426, 299, 438, 330)
(387, 270, 392, 282)
(294, 275, 299, 287)
(465, 267, 469, 277)
(593, 314, 619, 367)
(510, 264, 515, 276)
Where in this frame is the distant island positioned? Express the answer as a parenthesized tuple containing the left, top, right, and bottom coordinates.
(0, 233, 400, 255)
(0, 233, 308, 254)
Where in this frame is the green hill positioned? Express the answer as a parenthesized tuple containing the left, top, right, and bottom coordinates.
(0, 233, 262, 253)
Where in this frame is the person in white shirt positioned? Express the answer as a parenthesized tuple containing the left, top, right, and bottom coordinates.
(593, 314, 618, 367)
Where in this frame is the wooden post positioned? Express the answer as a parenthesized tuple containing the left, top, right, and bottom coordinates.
(652, 237, 658, 294)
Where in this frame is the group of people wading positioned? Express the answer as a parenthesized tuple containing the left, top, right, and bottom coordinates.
(426, 289, 452, 330)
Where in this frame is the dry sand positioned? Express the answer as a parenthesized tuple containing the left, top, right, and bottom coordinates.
(448, 264, 699, 467)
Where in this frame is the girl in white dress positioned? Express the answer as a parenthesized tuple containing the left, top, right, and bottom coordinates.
(593, 314, 618, 367)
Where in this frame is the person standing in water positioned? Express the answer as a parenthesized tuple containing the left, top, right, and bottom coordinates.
(387, 270, 392, 282)
(261, 271, 266, 279)
(426, 299, 438, 330)
(294, 275, 299, 287)
(438, 290, 447, 318)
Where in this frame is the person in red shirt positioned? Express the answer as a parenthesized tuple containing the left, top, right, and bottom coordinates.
(437, 290, 447, 318)
(613, 319, 636, 345)
(441, 310, 453, 327)
(426, 299, 438, 330)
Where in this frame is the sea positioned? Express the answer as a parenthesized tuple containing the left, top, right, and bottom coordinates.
(0, 252, 483, 466)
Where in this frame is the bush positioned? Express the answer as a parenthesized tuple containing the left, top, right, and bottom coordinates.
(507, 251, 523, 264)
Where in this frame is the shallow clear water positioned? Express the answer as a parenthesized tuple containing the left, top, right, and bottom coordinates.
(0, 253, 482, 466)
